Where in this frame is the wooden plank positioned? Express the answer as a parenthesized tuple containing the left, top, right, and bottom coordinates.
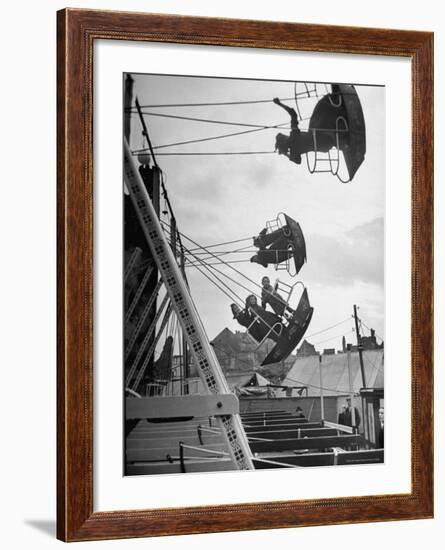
(243, 416, 308, 426)
(247, 428, 338, 440)
(254, 453, 334, 468)
(126, 394, 239, 419)
(250, 435, 362, 453)
(244, 422, 322, 432)
(336, 449, 384, 465)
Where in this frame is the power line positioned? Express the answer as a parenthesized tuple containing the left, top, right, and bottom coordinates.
(305, 317, 352, 339)
(360, 319, 384, 343)
(311, 328, 355, 347)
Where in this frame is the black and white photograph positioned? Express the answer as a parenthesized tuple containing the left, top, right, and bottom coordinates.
(123, 73, 385, 476)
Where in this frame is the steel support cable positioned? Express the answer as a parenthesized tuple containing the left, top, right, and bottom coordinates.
(124, 247, 142, 283)
(186, 252, 243, 304)
(151, 151, 276, 156)
(187, 255, 245, 305)
(186, 259, 252, 267)
(127, 96, 297, 109)
(134, 111, 291, 129)
(135, 97, 159, 168)
(184, 251, 245, 307)
(131, 107, 185, 270)
(157, 220, 242, 305)
(172, 226, 265, 294)
(158, 219, 241, 293)
(193, 247, 300, 262)
(190, 243, 259, 258)
(180, 242, 262, 302)
(125, 265, 154, 323)
(132, 303, 174, 391)
(185, 257, 243, 307)
(124, 279, 164, 360)
(133, 124, 289, 154)
(191, 251, 254, 259)
(198, 259, 263, 303)
(125, 293, 169, 385)
(187, 237, 252, 252)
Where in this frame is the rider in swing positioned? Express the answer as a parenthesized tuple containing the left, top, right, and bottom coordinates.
(230, 295, 282, 343)
(273, 97, 335, 164)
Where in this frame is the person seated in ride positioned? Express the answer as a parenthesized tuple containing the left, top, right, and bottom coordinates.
(261, 276, 287, 317)
(231, 295, 281, 343)
(250, 226, 293, 268)
(273, 97, 334, 164)
(230, 302, 253, 329)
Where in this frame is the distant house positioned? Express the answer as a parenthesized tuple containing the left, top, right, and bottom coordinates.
(360, 328, 383, 350)
(211, 328, 276, 372)
(297, 339, 317, 357)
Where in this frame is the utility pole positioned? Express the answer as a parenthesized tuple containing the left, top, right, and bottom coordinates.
(346, 344, 356, 429)
(319, 354, 325, 423)
(353, 304, 367, 388)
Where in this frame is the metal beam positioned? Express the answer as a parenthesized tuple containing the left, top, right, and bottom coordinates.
(126, 394, 239, 419)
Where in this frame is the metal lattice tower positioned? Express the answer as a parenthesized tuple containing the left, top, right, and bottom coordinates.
(123, 139, 254, 470)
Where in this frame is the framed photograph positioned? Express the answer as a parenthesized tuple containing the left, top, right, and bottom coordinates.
(57, 8, 433, 542)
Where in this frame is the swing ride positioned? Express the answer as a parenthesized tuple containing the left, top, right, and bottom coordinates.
(123, 75, 383, 475)
(287, 82, 366, 182)
(251, 213, 306, 274)
(131, 80, 366, 182)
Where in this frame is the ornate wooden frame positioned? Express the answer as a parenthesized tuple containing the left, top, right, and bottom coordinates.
(57, 8, 434, 542)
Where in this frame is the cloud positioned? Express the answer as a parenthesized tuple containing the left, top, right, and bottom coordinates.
(304, 217, 384, 287)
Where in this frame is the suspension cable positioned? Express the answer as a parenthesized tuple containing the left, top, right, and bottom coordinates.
(133, 124, 288, 153)
(185, 253, 244, 307)
(183, 244, 246, 304)
(127, 96, 297, 109)
(145, 150, 276, 157)
(173, 225, 265, 293)
(188, 236, 252, 252)
(134, 111, 291, 129)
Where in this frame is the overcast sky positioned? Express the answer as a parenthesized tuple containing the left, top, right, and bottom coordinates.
(128, 74, 385, 351)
